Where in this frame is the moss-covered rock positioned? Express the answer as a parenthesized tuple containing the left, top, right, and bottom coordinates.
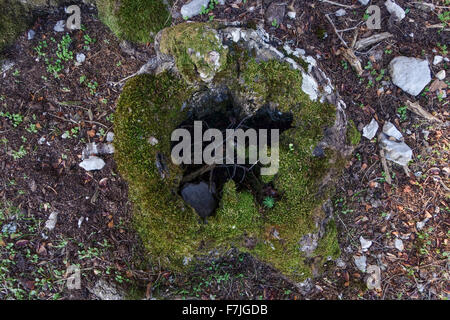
(96, 0, 171, 43)
(0, 0, 31, 54)
(159, 22, 228, 83)
(115, 22, 351, 282)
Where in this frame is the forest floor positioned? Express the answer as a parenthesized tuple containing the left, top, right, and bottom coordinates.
(0, 0, 448, 300)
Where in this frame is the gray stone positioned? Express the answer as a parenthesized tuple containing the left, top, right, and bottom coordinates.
(383, 121, 403, 141)
(433, 55, 443, 65)
(106, 132, 114, 142)
(27, 29, 35, 40)
(79, 156, 106, 171)
(362, 118, 379, 140)
(335, 9, 346, 17)
(82, 143, 114, 160)
(53, 20, 65, 32)
(394, 238, 404, 251)
(1, 60, 15, 74)
(360, 236, 373, 251)
(287, 11, 296, 19)
(385, 0, 406, 21)
(180, 0, 210, 19)
(336, 258, 346, 268)
(2, 222, 17, 234)
(44, 212, 58, 231)
(181, 181, 217, 219)
(353, 255, 367, 272)
(76, 53, 86, 64)
(379, 133, 413, 166)
(416, 218, 429, 230)
(389, 56, 431, 96)
(358, 0, 370, 5)
(436, 70, 446, 80)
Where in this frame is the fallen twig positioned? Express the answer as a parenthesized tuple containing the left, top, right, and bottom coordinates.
(354, 32, 393, 51)
(406, 100, 443, 124)
(325, 14, 348, 48)
(380, 149, 392, 185)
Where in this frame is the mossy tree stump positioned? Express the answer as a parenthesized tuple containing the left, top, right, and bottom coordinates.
(114, 22, 354, 283)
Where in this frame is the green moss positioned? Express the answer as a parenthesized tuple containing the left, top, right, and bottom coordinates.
(115, 24, 345, 281)
(159, 23, 228, 83)
(347, 119, 361, 146)
(97, 0, 171, 43)
(114, 72, 198, 269)
(0, 0, 30, 54)
(314, 220, 340, 260)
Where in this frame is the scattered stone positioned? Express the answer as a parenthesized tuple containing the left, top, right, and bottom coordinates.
(353, 255, 367, 272)
(79, 156, 106, 171)
(82, 143, 115, 160)
(2, 222, 17, 234)
(78, 216, 84, 228)
(76, 53, 86, 64)
(394, 238, 404, 251)
(379, 133, 413, 166)
(148, 136, 159, 146)
(287, 11, 296, 19)
(336, 258, 346, 268)
(180, 0, 210, 19)
(389, 56, 431, 96)
(416, 218, 429, 230)
(362, 118, 379, 140)
(433, 55, 443, 65)
(27, 29, 35, 40)
(89, 279, 123, 300)
(265, 2, 286, 26)
(436, 70, 446, 80)
(360, 236, 373, 251)
(383, 121, 403, 141)
(358, 0, 370, 5)
(44, 212, 58, 231)
(106, 132, 114, 142)
(53, 20, 65, 32)
(385, 0, 406, 22)
(335, 9, 346, 17)
(181, 181, 217, 219)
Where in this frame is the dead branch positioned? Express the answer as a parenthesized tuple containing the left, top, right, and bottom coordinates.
(354, 32, 393, 51)
(406, 100, 443, 124)
(325, 14, 348, 48)
(338, 47, 363, 75)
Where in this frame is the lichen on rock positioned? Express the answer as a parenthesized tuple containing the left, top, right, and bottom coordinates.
(97, 0, 171, 43)
(114, 22, 353, 282)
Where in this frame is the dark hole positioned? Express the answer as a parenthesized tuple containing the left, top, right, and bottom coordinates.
(171, 88, 293, 220)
